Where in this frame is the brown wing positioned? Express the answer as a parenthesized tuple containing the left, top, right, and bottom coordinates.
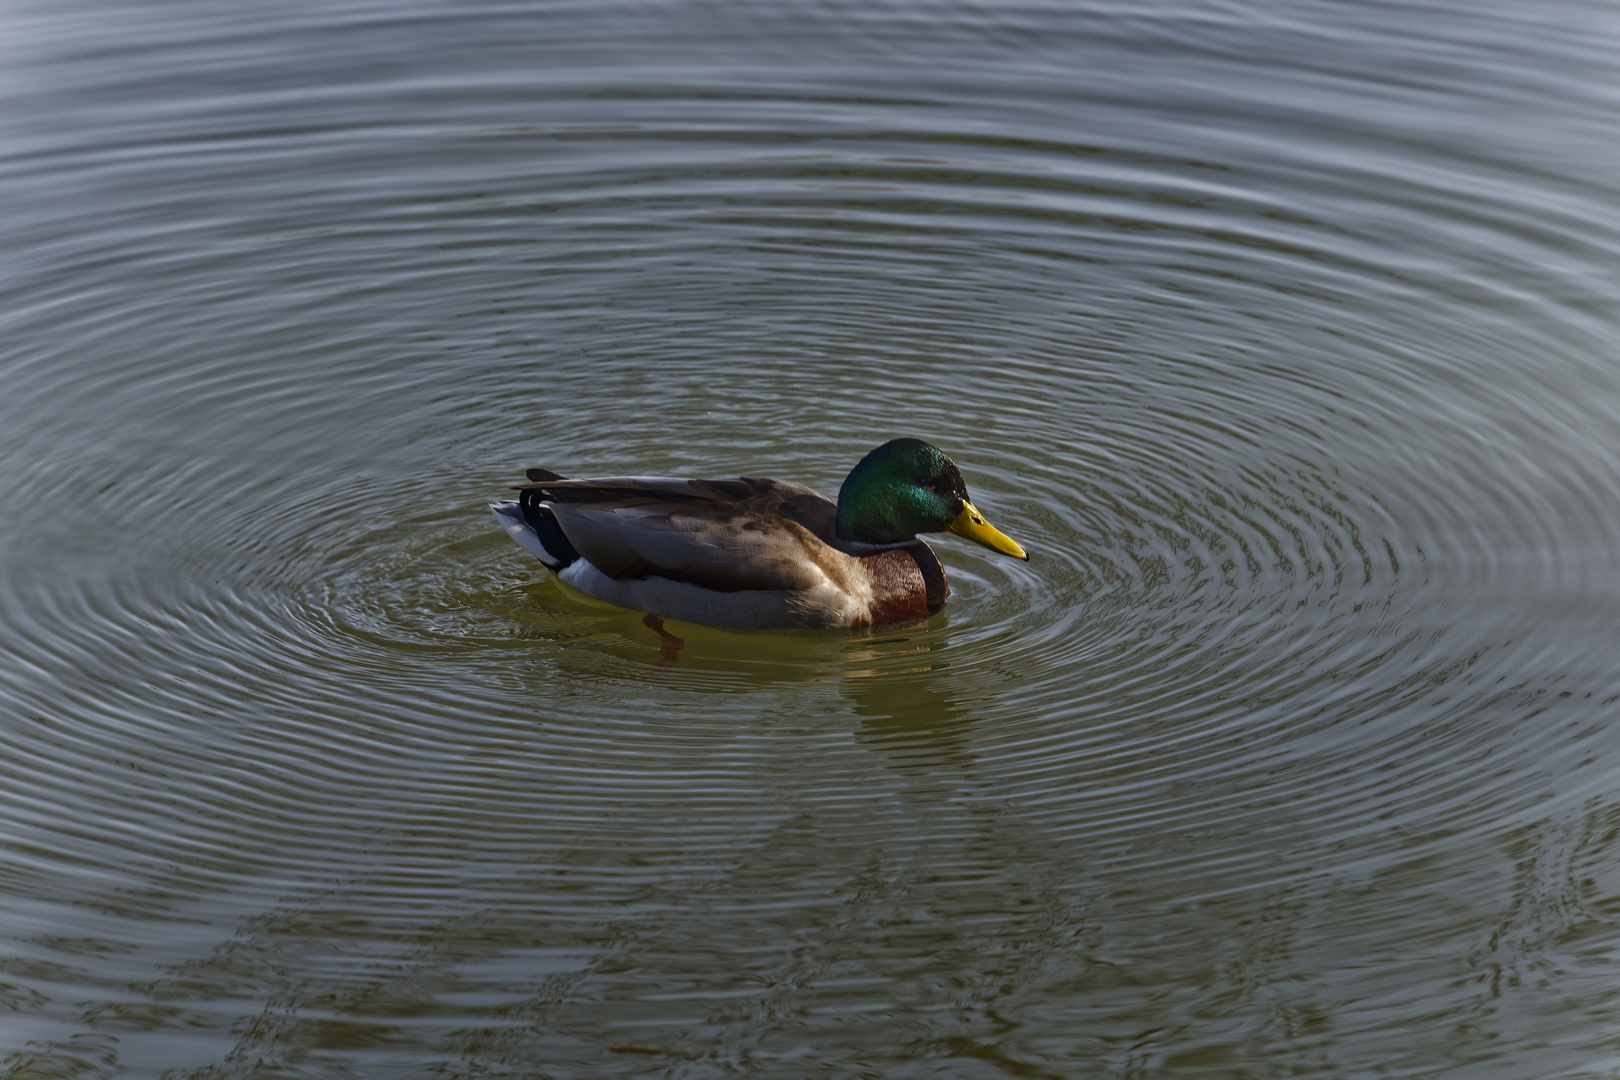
(515, 474, 843, 591)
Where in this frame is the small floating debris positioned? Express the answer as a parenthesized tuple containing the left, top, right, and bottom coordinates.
(609, 1043, 676, 1055)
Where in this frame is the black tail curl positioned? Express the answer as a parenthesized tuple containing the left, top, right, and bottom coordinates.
(516, 470, 581, 570)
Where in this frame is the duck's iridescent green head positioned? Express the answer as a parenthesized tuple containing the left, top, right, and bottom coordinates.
(835, 438, 1028, 559)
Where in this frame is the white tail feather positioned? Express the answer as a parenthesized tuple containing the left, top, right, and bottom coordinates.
(490, 501, 561, 569)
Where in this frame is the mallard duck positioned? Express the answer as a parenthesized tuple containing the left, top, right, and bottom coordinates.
(490, 438, 1027, 630)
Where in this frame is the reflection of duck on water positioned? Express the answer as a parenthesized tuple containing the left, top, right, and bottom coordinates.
(491, 438, 1027, 633)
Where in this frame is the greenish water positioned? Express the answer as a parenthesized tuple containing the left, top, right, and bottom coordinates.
(4, 0, 1620, 1076)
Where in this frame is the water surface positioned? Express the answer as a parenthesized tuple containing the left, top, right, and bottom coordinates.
(4, 0, 1620, 1076)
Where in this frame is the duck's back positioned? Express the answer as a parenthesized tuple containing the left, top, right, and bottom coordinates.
(519, 475, 833, 588)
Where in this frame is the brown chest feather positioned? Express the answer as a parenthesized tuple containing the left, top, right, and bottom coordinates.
(858, 543, 950, 627)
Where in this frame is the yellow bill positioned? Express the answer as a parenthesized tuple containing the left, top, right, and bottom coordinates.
(948, 502, 1029, 560)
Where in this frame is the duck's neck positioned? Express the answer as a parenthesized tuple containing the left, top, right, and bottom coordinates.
(835, 480, 941, 546)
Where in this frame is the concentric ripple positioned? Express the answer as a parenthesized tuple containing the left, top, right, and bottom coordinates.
(4, 0, 1620, 1075)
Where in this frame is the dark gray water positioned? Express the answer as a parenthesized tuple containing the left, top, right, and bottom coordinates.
(4, 0, 1620, 1076)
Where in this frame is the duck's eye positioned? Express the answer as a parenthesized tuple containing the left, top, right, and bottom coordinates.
(919, 478, 938, 490)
